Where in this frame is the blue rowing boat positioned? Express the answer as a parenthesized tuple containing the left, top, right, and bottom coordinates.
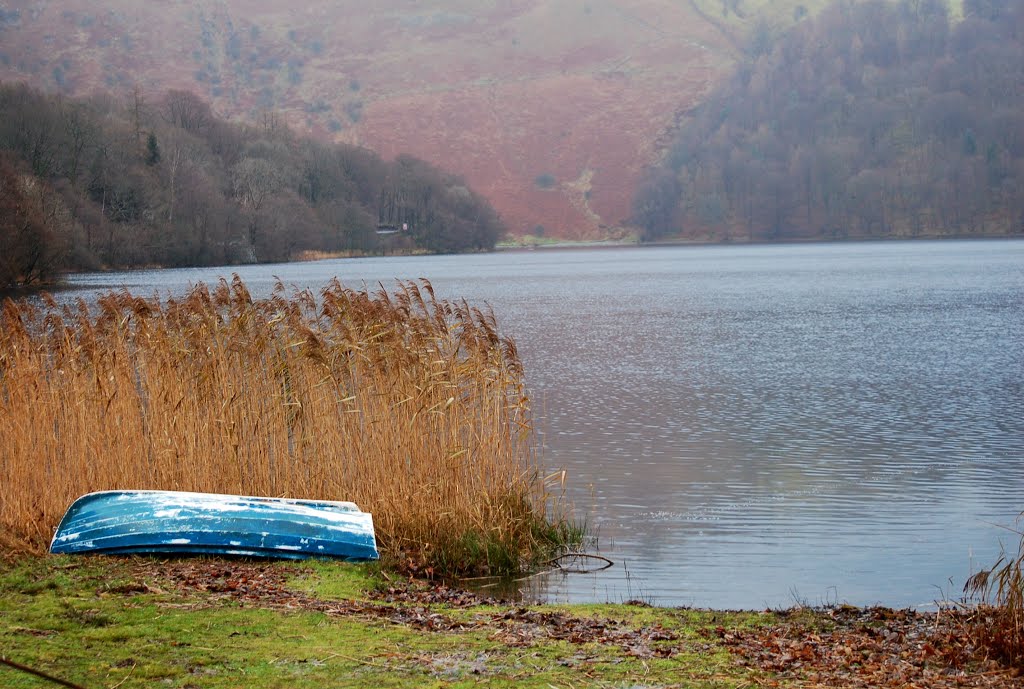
(49, 490, 379, 561)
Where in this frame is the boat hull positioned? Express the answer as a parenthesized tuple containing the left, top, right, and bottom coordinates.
(50, 490, 379, 561)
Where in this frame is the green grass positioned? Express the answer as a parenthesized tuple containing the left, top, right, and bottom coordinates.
(295, 558, 383, 600)
(0, 556, 761, 689)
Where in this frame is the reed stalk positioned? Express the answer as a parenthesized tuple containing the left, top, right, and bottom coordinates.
(964, 526, 1024, 668)
(0, 276, 576, 575)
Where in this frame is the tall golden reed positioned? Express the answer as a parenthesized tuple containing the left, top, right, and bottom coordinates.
(0, 276, 571, 574)
(965, 533, 1024, 668)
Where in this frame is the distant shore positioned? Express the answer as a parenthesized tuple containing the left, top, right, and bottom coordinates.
(497, 232, 1024, 252)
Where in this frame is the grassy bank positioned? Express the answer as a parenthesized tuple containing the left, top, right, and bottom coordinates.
(0, 556, 745, 689)
(0, 277, 577, 575)
(2, 555, 1022, 689)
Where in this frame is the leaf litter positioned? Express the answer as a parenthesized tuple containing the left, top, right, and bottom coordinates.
(713, 605, 1024, 688)
(118, 559, 1024, 687)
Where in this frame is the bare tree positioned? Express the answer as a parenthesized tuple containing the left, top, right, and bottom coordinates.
(129, 85, 148, 156)
(163, 90, 213, 136)
(0, 156, 69, 286)
(232, 157, 282, 257)
(60, 100, 98, 185)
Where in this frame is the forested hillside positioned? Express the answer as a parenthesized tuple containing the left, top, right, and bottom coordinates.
(635, 0, 1024, 242)
(0, 84, 503, 287)
(0, 1, 830, 240)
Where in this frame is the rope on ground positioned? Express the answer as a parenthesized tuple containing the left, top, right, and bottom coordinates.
(0, 657, 88, 689)
(544, 552, 614, 573)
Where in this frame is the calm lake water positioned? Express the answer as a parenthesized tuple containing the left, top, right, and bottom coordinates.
(54, 240, 1024, 609)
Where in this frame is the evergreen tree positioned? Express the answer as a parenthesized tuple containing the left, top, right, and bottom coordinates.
(145, 132, 161, 166)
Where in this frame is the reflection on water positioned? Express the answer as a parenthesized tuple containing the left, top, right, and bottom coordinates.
(55, 240, 1024, 609)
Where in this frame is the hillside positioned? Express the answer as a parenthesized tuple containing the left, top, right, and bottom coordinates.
(0, 0, 822, 240)
(635, 0, 1024, 242)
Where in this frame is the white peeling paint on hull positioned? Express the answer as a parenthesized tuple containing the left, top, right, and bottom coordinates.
(49, 490, 379, 561)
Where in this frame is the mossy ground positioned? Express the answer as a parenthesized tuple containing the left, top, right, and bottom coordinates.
(0, 556, 761, 689)
(4, 556, 1019, 688)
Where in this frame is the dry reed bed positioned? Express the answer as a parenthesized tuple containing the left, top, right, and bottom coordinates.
(0, 276, 568, 574)
(965, 535, 1024, 668)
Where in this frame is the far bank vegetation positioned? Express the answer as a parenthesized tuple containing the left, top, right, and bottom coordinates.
(0, 84, 504, 288)
(636, 0, 1024, 242)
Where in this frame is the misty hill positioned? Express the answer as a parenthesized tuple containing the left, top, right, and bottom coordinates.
(635, 0, 1024, 242)
(0, 0, 823, 240)
(0, 83, 503, 287)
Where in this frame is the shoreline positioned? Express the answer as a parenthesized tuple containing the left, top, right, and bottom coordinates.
(496, 232, 1024, 252)
(6, 234, 1020, 293)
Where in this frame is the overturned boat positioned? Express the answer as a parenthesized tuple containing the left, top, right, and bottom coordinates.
(49, 490, 379, 561)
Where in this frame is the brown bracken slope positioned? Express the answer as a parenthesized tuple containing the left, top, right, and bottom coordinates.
(0, 1, 739, 238)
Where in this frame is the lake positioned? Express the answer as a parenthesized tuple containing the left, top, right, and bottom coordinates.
(53, 239, 1024, 609)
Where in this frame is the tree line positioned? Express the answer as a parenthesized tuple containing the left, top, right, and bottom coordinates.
(635, 0, 1024, 242)
(0, 84, 504, 288)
